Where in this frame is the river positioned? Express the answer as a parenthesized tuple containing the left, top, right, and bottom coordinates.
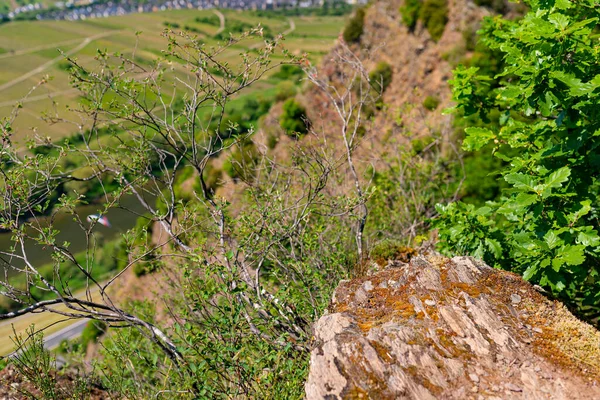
(0, 193, 151, 275)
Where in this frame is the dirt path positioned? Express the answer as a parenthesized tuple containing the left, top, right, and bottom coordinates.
(213, 9, 225, 35)
(0, 31, 121, 93)
(283, 18, 295, 35)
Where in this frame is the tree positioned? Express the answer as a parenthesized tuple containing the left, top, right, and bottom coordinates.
(280, 98, 309, 136)
(435, 0, 600, 321)
(342, 7, 365, 43)
(0, 17, 467, 398)
(0, 26, 384, 397)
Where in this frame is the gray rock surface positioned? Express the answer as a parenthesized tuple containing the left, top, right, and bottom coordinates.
(305, 255, 600, 399)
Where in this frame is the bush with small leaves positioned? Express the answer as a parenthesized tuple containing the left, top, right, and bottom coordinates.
(280, 99, 309, 137)
(275, 80, 298, 101)
(419, 0, 448, 42)
(399, 0, 421, 31)
(435, 0, 600, 323)
(422, 95, 440, 110)
(223, 141, 260, 181)
(343, 7, 365, 43)
(81, 320, 107, 349)
(369, 62, 393, 94)
(370, 240, 416, 265)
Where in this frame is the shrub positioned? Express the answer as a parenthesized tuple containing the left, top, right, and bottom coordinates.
(343, 7, 365, 43)
(267, 132, 279, 149)
(223, 141, 259, 181)
(422, 95, 440, 110)
(411, 136, 435, 154)
(370, 240, 416, 265)
(474, 0, 506, 14)
(399, 0, 421, 31)
(369, 62, 393, 93)
(163, 21, 180, 29)
(272, 64, 304, 80)
(435, 0, 600, 322)
(81, 320, 107, 349)
(195, 14, 220, 26)
(419, 0, 448, 42)
(280, 99, 309, 137)
(133, 260, 159, 277)
(275, 80, 298, 101)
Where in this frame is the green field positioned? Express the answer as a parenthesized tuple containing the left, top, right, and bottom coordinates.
(0, 10, 346, 142)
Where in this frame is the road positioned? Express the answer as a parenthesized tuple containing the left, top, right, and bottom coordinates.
(43, 318, 89, 350)
(3, 318, 89, 369)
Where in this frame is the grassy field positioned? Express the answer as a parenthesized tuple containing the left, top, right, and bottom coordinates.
(0, 10, 346, 143)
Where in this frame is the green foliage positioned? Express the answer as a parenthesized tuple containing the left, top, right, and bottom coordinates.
(81, 320, 107, 349)
(272, 64, 304, 81)
(280, 98, 310, 137)
(11, 327, 95, 398)
(57, 338, 82, 355)
(253, 1, 352, 17)
(369, 62, 393, 93)
(343, 7, 365, 43)
(370, 240, 416, 265)
(422, 95, 440, 110)
(163, 21, 181, 29)
(195, 14, 221, 26)
(411, 135, 435, 154)
(223, 141, 260, 181)
(399, 0, 421, 31)
(435, 0, 600, 320)
(474, 0, 506, 14)
(419, 0, 448, 42)
(275, 80, 298, 101)
(215, 19, 273, 40)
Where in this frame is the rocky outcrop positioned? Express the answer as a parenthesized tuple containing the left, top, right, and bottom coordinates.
(305, 255, 600, 399)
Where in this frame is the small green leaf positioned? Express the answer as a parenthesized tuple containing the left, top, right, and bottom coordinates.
(577, 229, 600, 247)
(567, 200, 591, 224)
(544, 230, 562, 250)
(556, 244, 586, 266)
(505, 173, 536, 191)
(463, 127, 495, 151)
(544, 166, 570, 190)
(485, 238, 502, 258)
(523, 263, 538, 281)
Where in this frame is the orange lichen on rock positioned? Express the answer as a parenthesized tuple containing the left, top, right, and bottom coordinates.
(305, 254, 600, 399)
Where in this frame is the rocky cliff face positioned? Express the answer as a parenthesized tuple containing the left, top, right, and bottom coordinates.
(305, 255, 600, 399)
